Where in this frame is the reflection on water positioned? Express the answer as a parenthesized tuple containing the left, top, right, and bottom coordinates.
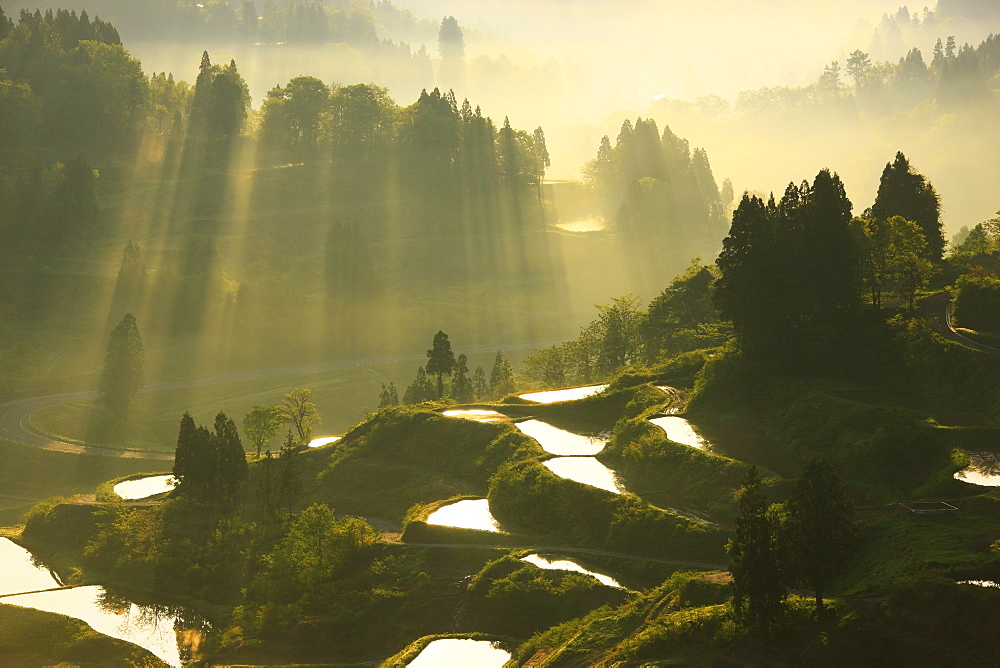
(442, 409, 505, 423)
(521, 553, 622, 588)
(518, 384, 608, 404)
(308, 436, 342, 448)
(425, 499, 503, 533)
(543, 457, 625, 494)
(515, 420, 606, 456)
(958, 579, 1000, 587)
(954, 451, 1000, 486)
(114, 475, 178, 500)
(2, 585, 205, 666)
(0, 538, 61, 596)
(0, 538, 205, 667)
(648, 416, 708, 450)
(407, 638, 511, 667)
(555, 216, 606, 233)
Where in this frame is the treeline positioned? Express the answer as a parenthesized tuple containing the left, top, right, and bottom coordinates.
(583, 117, 729, 290)
(521, 266, 727, 388)
(1, 0, 431, 46)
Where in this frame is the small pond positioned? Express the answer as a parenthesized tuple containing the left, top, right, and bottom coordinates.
(515, 419, 607, 456)
(518, 384, 609, 404)
(521, 553, 622, 588)
(954, 451, 1000, 486)
(543, 457, 625, 494)
(407, 638, 511, 667)
(0, 538, 203, 667)
(648, 416, 708, 450)
(442, 409, 505, 423)
(425, 499, 504, 533)
(308, 436, 342, 448)
(114, 475, 178, 500)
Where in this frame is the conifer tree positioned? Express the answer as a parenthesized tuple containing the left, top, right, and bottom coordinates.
(871, 152, 943, 261)
(215, 411, 248, 509)
(489, 352, 516, 398)
(100, 313, 144, 429)
(426, 330, 457, 397)
(451, 354, 474, 402)
(782, 458, 857, 615)
(472, 366, 488, 400)
(277, 431, 302, 517)
(728, 466, 784, 636)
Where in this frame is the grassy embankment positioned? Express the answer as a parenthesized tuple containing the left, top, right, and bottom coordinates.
(0, 604, 168, 668)
(0, 438, 169, 525)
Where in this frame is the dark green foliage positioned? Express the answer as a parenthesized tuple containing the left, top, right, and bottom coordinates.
(641, 262, 725, 361)
(489, 351, 516, 398)
(871, 151, 944, 261)
(466, 554, 627, 637)
(728, 466, 784, 636)
(780, 458, 857, 614)
(952, 274, 1000, 332)
(451, 354, 474, 402)
(402, 366, 436, 404)
(99, 312, 143, 427)
(715, 169, 858, 368)
(172, 410, 247, 508)
(379, 382, 400, 408)
(425, 330, 456, 398)
(278, 431, 303, 517)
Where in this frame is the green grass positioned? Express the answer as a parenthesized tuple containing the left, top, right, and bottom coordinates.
(0, 439, 170, 525)
(0, 603, 169, 667)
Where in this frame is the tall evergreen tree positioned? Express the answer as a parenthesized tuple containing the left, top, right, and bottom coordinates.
(782, 458, 857, 615)
(451, 354, 474, 403)
(728, 466, 784, 636)
(426, 330, 457, 397)
(871, 152, 944, 261)
(172, 412, 198, 490)
(277, 431, 302, 517)
(489, 352, 516, 398)
(215, 411, 248, 509)
(99, 313, 144, 429)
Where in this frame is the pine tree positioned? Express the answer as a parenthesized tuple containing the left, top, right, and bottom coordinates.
(728, 466, 785, 636)
(172, 412, 197, 490)
(425, 330, 457, 398)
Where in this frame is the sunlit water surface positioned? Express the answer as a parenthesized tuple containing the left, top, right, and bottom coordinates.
(954, 451, 1000, 486)
(543, 457, 625, 494)
(518, 384, 608, 403)
(521, 553, 622, 588)
(958, 579, 1000, 587)
(406, 638, 511, 667)
(0, 538, 202, 667)
(515, 420, 606, 456)
(442, 409, 505, 422)
(308, 436, 342, 448)
(425, 499, 503, 532)
(648, 416, 708, 450)
(114, 475, 178, 500)
(0, 537, 61, 595)
(555, 217, 606, 232)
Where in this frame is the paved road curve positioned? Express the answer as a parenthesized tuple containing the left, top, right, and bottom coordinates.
(0, 341, 561, 460)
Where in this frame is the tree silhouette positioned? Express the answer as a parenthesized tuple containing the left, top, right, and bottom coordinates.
(426, 330, 457, 397)
(871, 152, 943, 261)
(99, 312, 144, 429)
(728, 466, 784, 636)
(782, 458, 857, 615)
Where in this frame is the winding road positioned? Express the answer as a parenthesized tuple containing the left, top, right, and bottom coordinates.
(0, 341, 561, 460)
